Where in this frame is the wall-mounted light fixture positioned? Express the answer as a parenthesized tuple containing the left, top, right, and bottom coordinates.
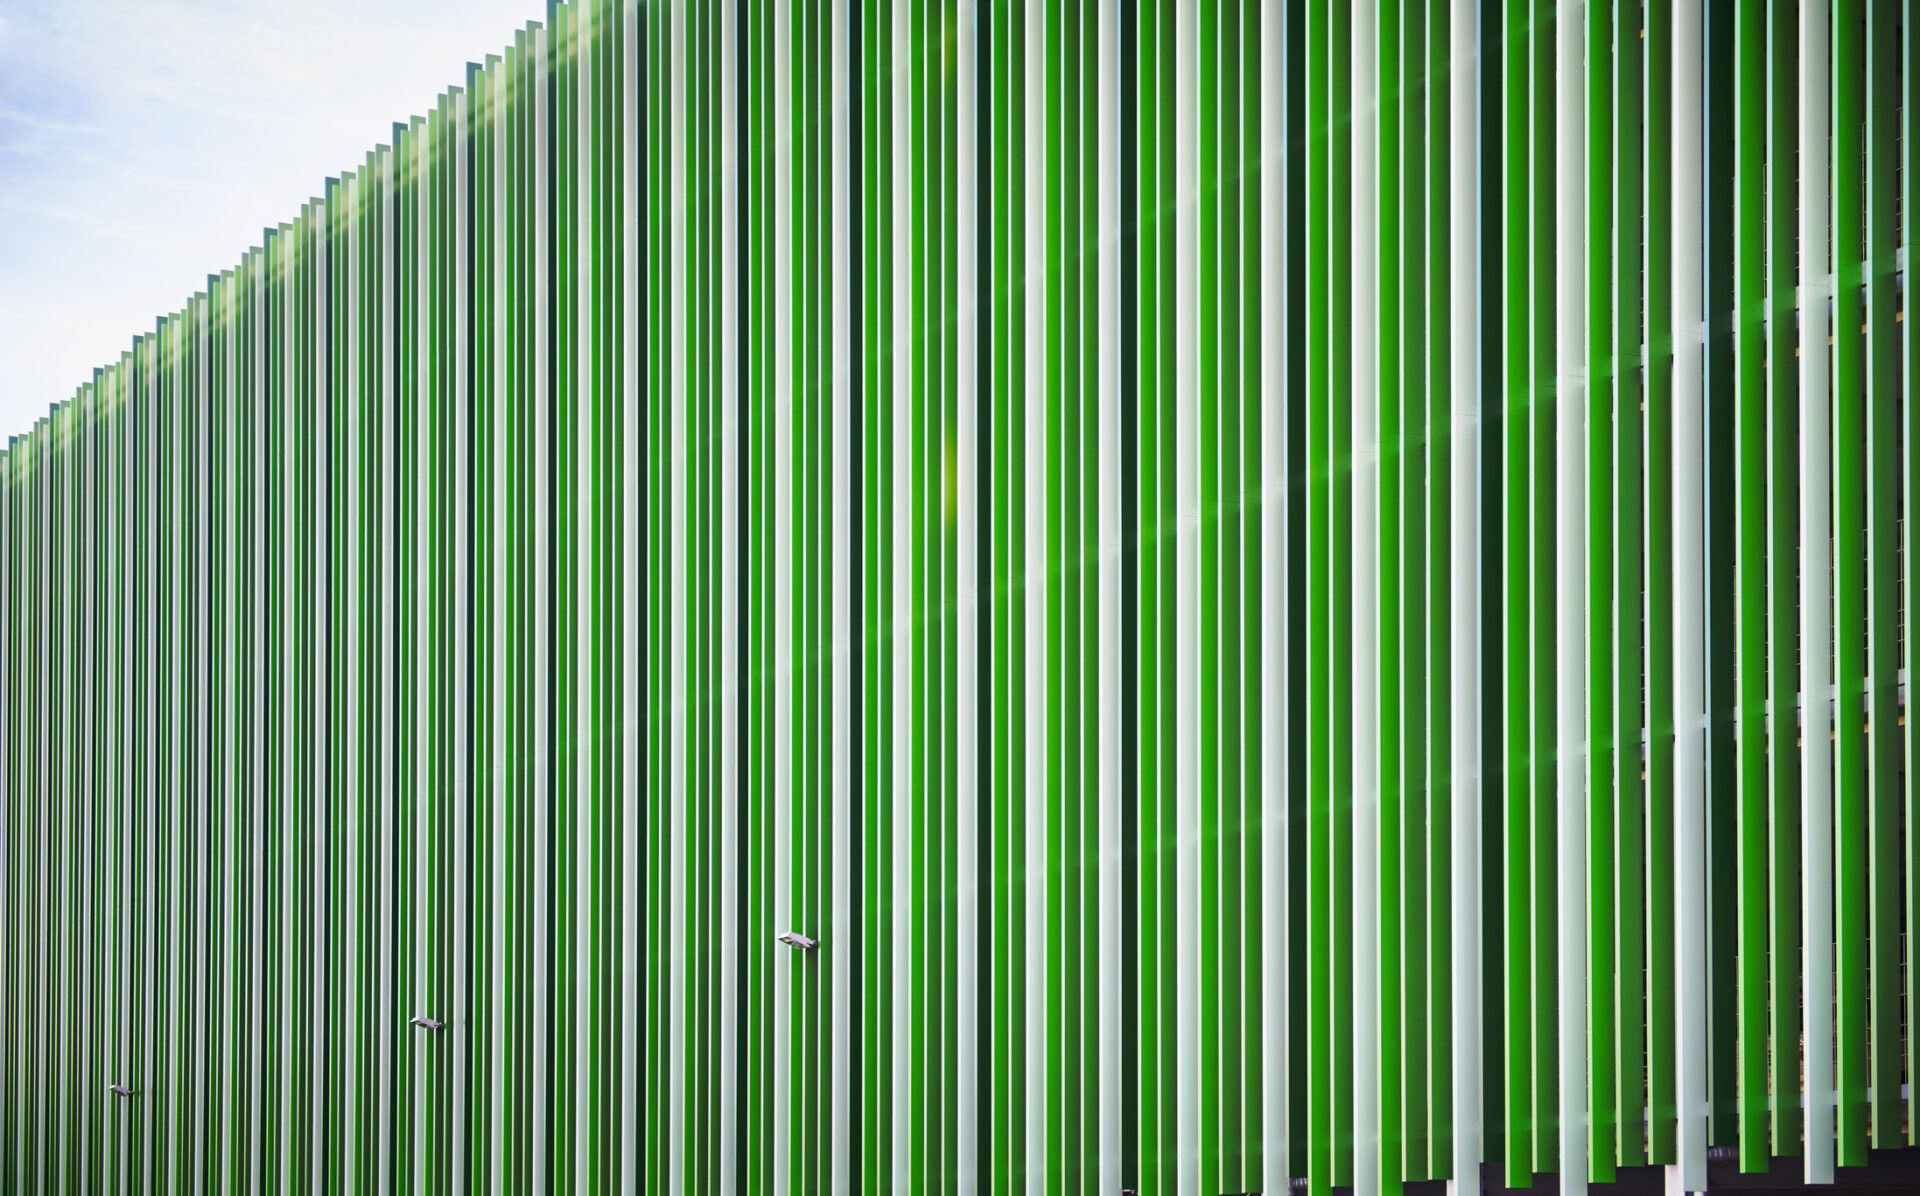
(410, 1014, 446, 1032)
(776, 931, 818, 953)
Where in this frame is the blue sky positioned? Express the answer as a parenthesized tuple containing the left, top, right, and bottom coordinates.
(0, 0, 536, 438)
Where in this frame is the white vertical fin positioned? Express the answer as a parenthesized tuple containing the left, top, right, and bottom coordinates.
(830, 0, 856, 1190)
(411, 115, 432, 1196)
(1448, 0, 1487, 1191)
(1023, 0, 1052, 1185)
(891, 0, 918, 1183)
(954, 0, 983, 1185)
(1262, 0, 1290, 1187)
(1669, 4, 1708, 1191)
(1352, 0, 1381, 1188)
(719, 0, 744, 1187)
(669, 0, 692, 1185)
(311, 187, 334, 1196)
(619, 7, 644, 1193)
(343, 175, 361, 1196)
(1097, 0, 1123, 1188)
(771, 0, 795, 1187)
(378, 147, 397, 1196)
(196, 292, 214, 1196)
(76, 383, 94, 1196)
(449, 81, 475, 1196)
(492, 53, 516, 1196)
(517, 41, 547, 1188)
(1554, 0, 1588, 1183)
(1799, 0, 1835, 1183)
(1174, 0, 1201, 1184)
(96, 372, 114, 1193)
(574, 5, 597, 1185)
(311, 192, 332, 1196)
(279, 214, 302, 1196)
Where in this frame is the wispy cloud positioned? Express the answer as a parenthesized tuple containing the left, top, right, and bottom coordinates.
(0, 0, 536, 430)
(0, 104, 98, 136)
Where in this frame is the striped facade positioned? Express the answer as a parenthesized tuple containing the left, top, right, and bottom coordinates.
(2, 0, 1918, 1193)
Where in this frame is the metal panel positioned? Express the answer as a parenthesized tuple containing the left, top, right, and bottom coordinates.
(1, 4, 1916, 1193)
(1801, 0, 1837, 1183)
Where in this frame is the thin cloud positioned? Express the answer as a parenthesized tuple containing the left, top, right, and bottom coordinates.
(0, 0, 536, 430)
(0, 105, 96, 136)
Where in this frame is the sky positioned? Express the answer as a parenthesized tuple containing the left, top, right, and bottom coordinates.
(0, 0, 537, 440)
